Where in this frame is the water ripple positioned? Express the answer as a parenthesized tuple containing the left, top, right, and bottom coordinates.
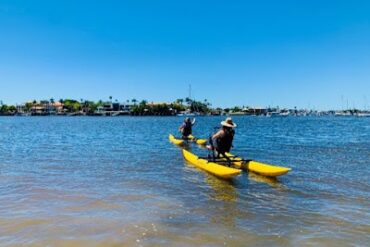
(0, 116, 369, 246)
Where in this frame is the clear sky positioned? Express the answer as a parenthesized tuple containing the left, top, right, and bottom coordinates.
(0, 0, 369, 109)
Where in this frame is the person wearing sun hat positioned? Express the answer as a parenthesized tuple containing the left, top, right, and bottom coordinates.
(211, 117, 237, 156)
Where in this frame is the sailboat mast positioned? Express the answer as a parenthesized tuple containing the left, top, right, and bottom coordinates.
(189, 84, 192, 100)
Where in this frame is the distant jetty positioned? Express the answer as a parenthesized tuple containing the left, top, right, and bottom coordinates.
(0, 98, 369, 117)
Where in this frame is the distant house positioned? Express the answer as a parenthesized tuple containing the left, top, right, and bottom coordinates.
(16, 104, 27, 113)
(51, 102, 64, 113)
(243, 107, 267, 115)
(32, 105, 48, 115)
(95, 102, 132, 116)
(147, 102, 171, 106)
(119, 104, 132, 113)
(103, 103, 113, 112)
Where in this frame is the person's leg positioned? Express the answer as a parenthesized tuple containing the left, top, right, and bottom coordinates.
(219, 152, 232, 167)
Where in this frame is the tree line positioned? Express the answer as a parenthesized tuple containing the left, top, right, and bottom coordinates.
(0, 97, 214, 116)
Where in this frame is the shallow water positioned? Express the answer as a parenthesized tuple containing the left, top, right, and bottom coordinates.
(0, 116, 369, 246)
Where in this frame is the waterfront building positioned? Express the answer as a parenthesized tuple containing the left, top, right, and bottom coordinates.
(95, 102, 133, 116)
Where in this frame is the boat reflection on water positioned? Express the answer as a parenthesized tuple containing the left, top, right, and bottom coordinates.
(204, 174, 242, 228)
(248, 172, 286, 190)
(204, 174, 238, 202)
(182, 158, 240, 227)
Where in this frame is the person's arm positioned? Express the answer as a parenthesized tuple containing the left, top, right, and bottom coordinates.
(212, 129, 223, 139)
(179, 123, 185, 132)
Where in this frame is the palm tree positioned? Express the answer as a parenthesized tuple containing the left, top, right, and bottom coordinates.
(185, 97, 192, 106)
(32, 100, 37, 113)
(205, 99, 211, 108)
(132, 99, 137, 106)
(58, 99, 64, 113)
(49, 98, 55, 113)
(176, 98, 184, 106)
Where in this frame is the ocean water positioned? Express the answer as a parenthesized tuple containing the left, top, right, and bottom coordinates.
(0, 116, 369, 246)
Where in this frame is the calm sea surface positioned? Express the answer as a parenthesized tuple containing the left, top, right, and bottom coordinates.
(0, 116, 369, 246)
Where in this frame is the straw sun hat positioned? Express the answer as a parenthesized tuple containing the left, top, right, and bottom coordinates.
(221, 117, 237, 128)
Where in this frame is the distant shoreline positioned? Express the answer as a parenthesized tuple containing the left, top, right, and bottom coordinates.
(1, 98, 369, 117)
(0, 113, 369, 118)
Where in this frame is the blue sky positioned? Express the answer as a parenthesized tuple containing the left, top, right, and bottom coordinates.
(0, 0, 369, 109)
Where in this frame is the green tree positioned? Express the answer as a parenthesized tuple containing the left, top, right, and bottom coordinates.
(171, 102, 186, 112)
(0, 104, 8, 112)
(8, 105, 16, 112)
(185, 97, 192, 106)
(63, 99, 81, 112)
(189, 100, 210, 113)
(232, 106, 242, 112)
(32, 100, 37, 112)
(25, 102, 33, 111)
(0, 104, 16, 114)
(84, 101, 97, 114)
(176, 98, 184, 106)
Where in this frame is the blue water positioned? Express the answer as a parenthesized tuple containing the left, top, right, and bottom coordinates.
(0, 116, 369, 246)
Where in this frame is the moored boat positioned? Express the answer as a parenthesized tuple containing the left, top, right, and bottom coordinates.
(356, 112, 370, 117)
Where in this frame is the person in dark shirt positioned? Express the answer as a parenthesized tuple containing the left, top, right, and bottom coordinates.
(179, 117, 196, 139)
(211, 117, 237, 157)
